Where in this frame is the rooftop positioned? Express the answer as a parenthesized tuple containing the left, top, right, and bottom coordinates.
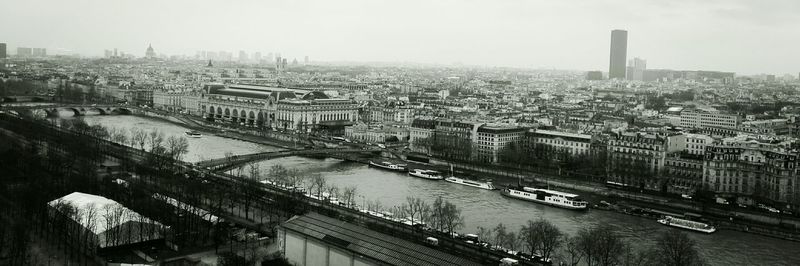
(531, 129, 592, 140)
(282, 212, 481, 266)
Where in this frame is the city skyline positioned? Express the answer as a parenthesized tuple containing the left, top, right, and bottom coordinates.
(1, 0, 799, 75)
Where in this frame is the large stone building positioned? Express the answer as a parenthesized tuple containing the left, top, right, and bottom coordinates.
(363, 101, 413, 125)
(199, 84, 358, 132)
(664, 153, 704, 195)
(409, 119, 482, 161)
(474, 125, 528, 163)
(680, 109, 741, 129)
(703, 135, 799, 207)
(684, 133, 714, 156)
(606, 132, 684, 191)
(275, 92, 359, 134)
(526, 129, 593, 157)
(344, 122, 409, 143)
(409, 119, 437, 154)
(153, 90, 203, 115)
(739, 119, 790, 136)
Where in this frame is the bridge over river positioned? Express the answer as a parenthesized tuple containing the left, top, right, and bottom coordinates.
(1, 103, 136, 116)
(195, 147, 382, 171)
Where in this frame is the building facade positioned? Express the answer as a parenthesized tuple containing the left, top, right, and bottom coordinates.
(684, 133, 713, 156)
(606, 132, 674, 191)
(344, 122, 409, 144)
(474, 125, 527, 163)
(609, 29, 628, 79)
(526, 129, 593, 157)
(703, 136, 799, 207)
(739, 119, 790, 136)
(153, 90, 203, 115)
(680, 109, 741, 129)
(275, 98, 359, 133)
(664, 154, 704, 195)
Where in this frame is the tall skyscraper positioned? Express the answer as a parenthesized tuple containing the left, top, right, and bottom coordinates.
(0, 43, 6, 59)
(626, 57, 646, 81)
(239, 50, 248, 62)
(609, 29, 628, 79)
(304, 56, 309, 65)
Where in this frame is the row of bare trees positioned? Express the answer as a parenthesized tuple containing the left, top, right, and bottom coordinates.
(476, 220, 704, 266)
(235, 163, 467, 234)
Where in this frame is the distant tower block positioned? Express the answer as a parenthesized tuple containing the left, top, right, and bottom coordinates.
(609, 30, 628, 79)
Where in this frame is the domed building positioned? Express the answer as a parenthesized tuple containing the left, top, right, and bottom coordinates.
(145, 44, 156, 59)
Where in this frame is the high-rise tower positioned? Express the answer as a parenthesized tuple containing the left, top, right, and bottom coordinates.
(609, 30, 628, 79)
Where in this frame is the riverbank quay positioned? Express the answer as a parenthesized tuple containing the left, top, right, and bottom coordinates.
(136, 112, 800, 242)
(403, 156, 800, 242)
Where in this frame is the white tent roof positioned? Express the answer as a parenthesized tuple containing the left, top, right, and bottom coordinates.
(48, 192, 158, 235)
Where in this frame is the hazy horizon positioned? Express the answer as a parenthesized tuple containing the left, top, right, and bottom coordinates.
(2, 0, 799, 75)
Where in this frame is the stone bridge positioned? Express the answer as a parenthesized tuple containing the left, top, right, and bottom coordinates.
(196, 148, 382, 172)
(1, 104, 136, 117)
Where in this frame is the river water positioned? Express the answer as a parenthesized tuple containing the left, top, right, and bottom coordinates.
(80, 115, 282, 162)
(85, 115, 800, 266)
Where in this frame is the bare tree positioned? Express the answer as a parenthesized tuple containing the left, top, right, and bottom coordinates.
(477, 226, 493, 244)
(130, 128, 147, 150)
(520, 218, 563, 260)
(504, 231, 520, 251)
(575, 225, 626, 266)
(561, 234, 584, 266)
(494, 223, 508, 249)
(653, 230, 705, 266)
(308, 173, 327, 198)
(247, 162, 261, 180)
(164, 135, 189, 161)
(147, 130, 165, 152)
(109, 127, 128, 144)
(441, 201, 464, 234)
(82, 204, 99, 254)
(367, 199, 383, 213)
(430, 196, 446, 231)
(622, 244, 654, 266)
(401, 196, 429, 225)
(338, 186, 358, 207)
(326, 186, 339, 202)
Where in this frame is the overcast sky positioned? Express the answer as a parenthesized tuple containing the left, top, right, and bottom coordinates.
(2, 0, 798, 75)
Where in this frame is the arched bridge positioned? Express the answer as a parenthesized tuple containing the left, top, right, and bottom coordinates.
(2, 104, 135, 117)
(196, 148, 382, 172)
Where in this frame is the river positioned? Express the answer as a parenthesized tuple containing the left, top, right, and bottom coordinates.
(79, 114, 282, 162)
(85, 114, 800, 266)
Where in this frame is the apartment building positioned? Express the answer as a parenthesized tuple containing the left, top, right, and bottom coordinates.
(680, 109, 741, 129)
(703, 136, 799, 206)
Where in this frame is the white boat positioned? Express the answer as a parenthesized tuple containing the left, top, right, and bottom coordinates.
(658, 216, 716, 233)
(369, 160, 407, 171)
(185, 131, 202, 138)
(501, 187, 588, 210)
(408, 169, 444, 180)
(445, 176, 496, 190)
